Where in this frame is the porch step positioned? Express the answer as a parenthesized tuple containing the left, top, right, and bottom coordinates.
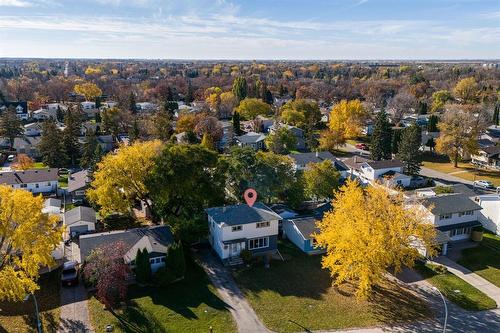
(227, 257, 244, 266)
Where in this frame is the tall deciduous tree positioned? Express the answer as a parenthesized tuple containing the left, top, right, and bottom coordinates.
(304, 160, 340, 201)
(232, 77, 248, 102)
(493, 104, 499, 126)
(0, 185, 62, 301)
(150, 109, 173, 142)
(397, 123, 422, 175)
(370, 109, 392, 160)
(74, 82, 102, 101)
(235, 98, 271, 120)
(87, 140, 163, 217)
(328, 99, 368, 141)
(436, 106, 488, 167)
(0, 107, 23, 149)
(315, 180, 436, 299)
(265, 125, 297, 154)
(453, 77, 479, 104)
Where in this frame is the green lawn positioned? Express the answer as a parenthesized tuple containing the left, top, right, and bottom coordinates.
(415, 261, 497, 311)
(422, 153, 500, 186)
(58, 174, 68, 188)
(88, 256, 236, 333)
(233, 241, 430, 333)
(0, 270, 61, 333)
(458, 233, 500, 288)
(33, 162, 48, 169)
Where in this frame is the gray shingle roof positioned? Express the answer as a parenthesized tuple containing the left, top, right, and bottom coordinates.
(421, 193, 482, 215)
(236, 132, 266, 144)
(288, 152, 348, 171)
(79, 225, 174, 261)
(289, 217, 320, 239)
(0, 168, 58, 185)
(64, 206, 97, 225)
(206, 202, 281, 226)
(365, 159, 404, 170)
(67, 170, 90, 193)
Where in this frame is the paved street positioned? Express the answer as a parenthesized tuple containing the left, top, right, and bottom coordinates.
(197, 251, 272, 333)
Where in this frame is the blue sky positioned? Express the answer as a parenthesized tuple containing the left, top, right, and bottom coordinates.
(0, 0, 499, 59)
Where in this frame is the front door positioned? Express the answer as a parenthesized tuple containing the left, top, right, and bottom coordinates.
(230, 242, 242, 257)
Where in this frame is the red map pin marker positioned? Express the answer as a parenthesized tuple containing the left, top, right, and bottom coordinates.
(243, 188, 257, 207)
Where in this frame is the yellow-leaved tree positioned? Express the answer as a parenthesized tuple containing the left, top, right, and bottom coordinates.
(328, 99, 368, 139)
(315, 180, 436, 299)
(74, 82, 102, 101)
(0, 185, 63, 301)
(87, 140, 163, 217)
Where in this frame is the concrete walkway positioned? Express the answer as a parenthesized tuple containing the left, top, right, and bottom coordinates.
(197, 251, 272, 333)
(433, 256, 500, 307)
(58, 284, 94, 333)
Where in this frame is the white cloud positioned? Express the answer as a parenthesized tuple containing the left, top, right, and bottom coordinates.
(0, 0, 33, 7)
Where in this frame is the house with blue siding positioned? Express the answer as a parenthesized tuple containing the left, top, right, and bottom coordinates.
(283, 217, 325, 255)
(206, 203, 281, 265)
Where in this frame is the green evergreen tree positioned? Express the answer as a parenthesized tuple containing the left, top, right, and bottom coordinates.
(0, 90, 5, 103)
(427, 115, 439, 132)
(370, 110, 392, 160)
(391, 127, 403, 154)
(232, 77, 248, 102)
(128, 119, 140, 143)
(95, 96, 102, 109)
(417, 101, 428, 115)
(39, 120, 67, 167)
(163, 100, 178, 116)
(128, 92, 137, 114)
(81, 129, 99, 169)
(167, 242, 185, 279)
(135, 248, 152, 284)
(63, 107, 82, 167)
(166, 87, 174, 101)
(95, 111, 102, 125)
(232, 111, 242, 135)
(493, 104, 499, 126)
(396, 123, 422, 175)
(185, 83, 194, 105)
(425, 137, 436, 152)
(56, 106, 64, 123)
(0, 106, 23, 149)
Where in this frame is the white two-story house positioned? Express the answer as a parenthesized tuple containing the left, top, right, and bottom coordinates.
(206, 203, 281, 265)
(0, 168, 59, 194)
(419, 193, 483, 255)
(344, 156, 411, 188)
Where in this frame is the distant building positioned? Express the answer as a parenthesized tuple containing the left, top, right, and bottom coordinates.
(235, 132, 266, 151)
(0, 168, 58, 194)
(0, 101, 29, 120)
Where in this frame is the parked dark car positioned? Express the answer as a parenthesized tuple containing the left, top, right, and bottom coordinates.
(61, 261, 79, 287)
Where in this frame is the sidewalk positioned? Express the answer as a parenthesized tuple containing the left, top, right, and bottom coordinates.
(433, 256, 500, 307)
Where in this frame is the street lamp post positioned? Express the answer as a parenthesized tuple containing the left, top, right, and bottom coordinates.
(432, 286, 448, 333)
(24, 293, 42, 333)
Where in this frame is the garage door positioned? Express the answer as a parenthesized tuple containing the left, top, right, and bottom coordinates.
(70, 225, 89, 236)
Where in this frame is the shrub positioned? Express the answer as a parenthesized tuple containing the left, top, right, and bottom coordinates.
(240, 249, 252, 264)
(135, 248, 152, 284)
(154, 241, 185, 286)
(433, 264, 448, 275)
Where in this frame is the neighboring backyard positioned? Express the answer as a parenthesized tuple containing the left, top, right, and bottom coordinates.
(233, 241, 430, 333)
(422, 153, 500, 186)
(88, 255, 236, 333)
(0, 270, 61, 333)
(415, 261, 497, 311)
(458, 233, 500, 288)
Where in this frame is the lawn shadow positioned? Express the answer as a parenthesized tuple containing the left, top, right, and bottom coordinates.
(107, 303, 166, 333)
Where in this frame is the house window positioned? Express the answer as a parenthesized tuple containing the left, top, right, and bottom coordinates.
(149, 258, 154, 264)
(232, 225, 242, 232)
(450, 227, 472, 237)
(35, 184, 39, 188)
(20, 184, 27, 188)
(439, 214, 452, 220)
(46, 182, 51, 186)
(160, 257, 166, 263)
(458, 211, 474, 217)
(256, 221, 270, 228)
(248, 237, 269, 250)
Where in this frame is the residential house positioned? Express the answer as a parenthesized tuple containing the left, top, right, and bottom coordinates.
(288, 151, 348, 178)
(43, 198, 62, 216)
(0, 168, 58, 194)
(0, 101, 29, 120)
(270, 204, 299, 220)
(79, 225, 174, 272)
(283, 217, 325, 255)
(67, 169, 91, 200)
(344, 156, 411, 187)
(32, 108, 56, 120)
(419, 193, 483, 255)
(80, 101, 96, 110)
(64, 206, 97, 237)
(24, 123, 42, 137)
(136, 102, 158, 113)
(471, 146, 500, 170)
(269, 124, 306, 150)
(474, 195, 500, 235)
(235, 132, 266, 151)
(97, 135, 115, 152)
(206, 203, 281, 265)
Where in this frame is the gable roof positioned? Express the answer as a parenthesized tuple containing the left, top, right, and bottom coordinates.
(420, 193, 482, 215)
(289, 217, 320, 239)
(79, 225, 174, 261)
(364, 159, 404, 170)
(64, 206, 97, 225)
(206, 202, 281, 226)
(236, 132, 266, 144)
(481, 145, 500, 157)
(288, 151, 348, 171)
(67, 169, 90, 193)
(45, 198, 61, 208)
(0, 168, 58, 185)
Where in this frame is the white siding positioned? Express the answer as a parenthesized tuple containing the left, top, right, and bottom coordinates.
(477, 196, 500, 235)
